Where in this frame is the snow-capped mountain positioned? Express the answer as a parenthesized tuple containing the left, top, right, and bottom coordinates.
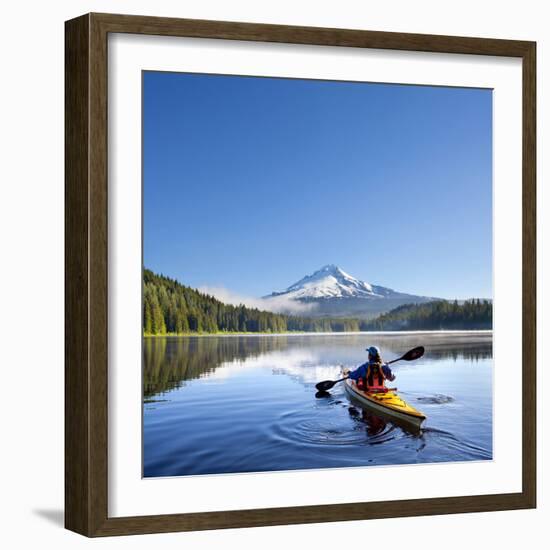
(264, 264, 436, 318)
(271, 264, 394, 300)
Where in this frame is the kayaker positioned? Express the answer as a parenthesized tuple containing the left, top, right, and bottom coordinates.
(347, 346, 396, 391)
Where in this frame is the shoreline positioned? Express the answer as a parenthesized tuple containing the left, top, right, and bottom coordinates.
(144, 329, 493, 338)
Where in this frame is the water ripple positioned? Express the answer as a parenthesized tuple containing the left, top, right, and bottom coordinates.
(416, 394, 455, 405)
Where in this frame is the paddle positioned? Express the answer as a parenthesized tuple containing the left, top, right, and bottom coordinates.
(314, 346, 425, 392)
(387, 345, 425, 365)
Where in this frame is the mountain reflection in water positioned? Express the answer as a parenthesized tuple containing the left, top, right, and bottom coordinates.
(143, 332, 492, 398)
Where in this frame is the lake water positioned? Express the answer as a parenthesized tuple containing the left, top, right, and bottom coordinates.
(143, 332, 492, 477)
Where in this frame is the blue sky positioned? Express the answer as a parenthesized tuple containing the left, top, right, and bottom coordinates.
(143, 71, 492, 300)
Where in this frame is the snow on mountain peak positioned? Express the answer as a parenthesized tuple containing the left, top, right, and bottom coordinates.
(272, 264, 382, 300)
(262, 265, 436, 317)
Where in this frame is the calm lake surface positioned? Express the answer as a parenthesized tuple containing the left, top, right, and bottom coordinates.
(143, 332, 492, 477)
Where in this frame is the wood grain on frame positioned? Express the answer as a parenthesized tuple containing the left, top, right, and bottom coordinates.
(65, 12, 536, 537)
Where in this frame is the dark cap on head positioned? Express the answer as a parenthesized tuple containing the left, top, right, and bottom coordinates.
(366, 346, 380, 356)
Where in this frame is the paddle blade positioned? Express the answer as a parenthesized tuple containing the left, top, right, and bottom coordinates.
(402, 346, 425, 361)
(315, 375, 348, 392)
(315, 380, 337, 392)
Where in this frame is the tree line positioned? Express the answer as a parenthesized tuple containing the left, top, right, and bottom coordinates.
(143, 269, 492, 334)
(362, 299, 492, 331)
(143, 269, 361, 334)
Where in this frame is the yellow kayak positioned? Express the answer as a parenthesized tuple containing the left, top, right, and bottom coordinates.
(342, 369, 426, 430)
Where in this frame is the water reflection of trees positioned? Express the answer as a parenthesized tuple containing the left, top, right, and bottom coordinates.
(365, 334, 492, 362)
(143, 336, 291, 397)
(143, 334, 493, 398)
(426, 346, 492, 362)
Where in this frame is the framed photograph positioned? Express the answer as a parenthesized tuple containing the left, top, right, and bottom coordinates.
(65, 13, 536, 537)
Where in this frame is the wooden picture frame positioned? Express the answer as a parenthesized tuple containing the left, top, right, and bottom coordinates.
(65, 12, 536, 537)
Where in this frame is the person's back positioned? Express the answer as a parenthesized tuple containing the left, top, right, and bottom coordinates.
(364, 359, 386, 391)
(348, 346, 395, 392)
